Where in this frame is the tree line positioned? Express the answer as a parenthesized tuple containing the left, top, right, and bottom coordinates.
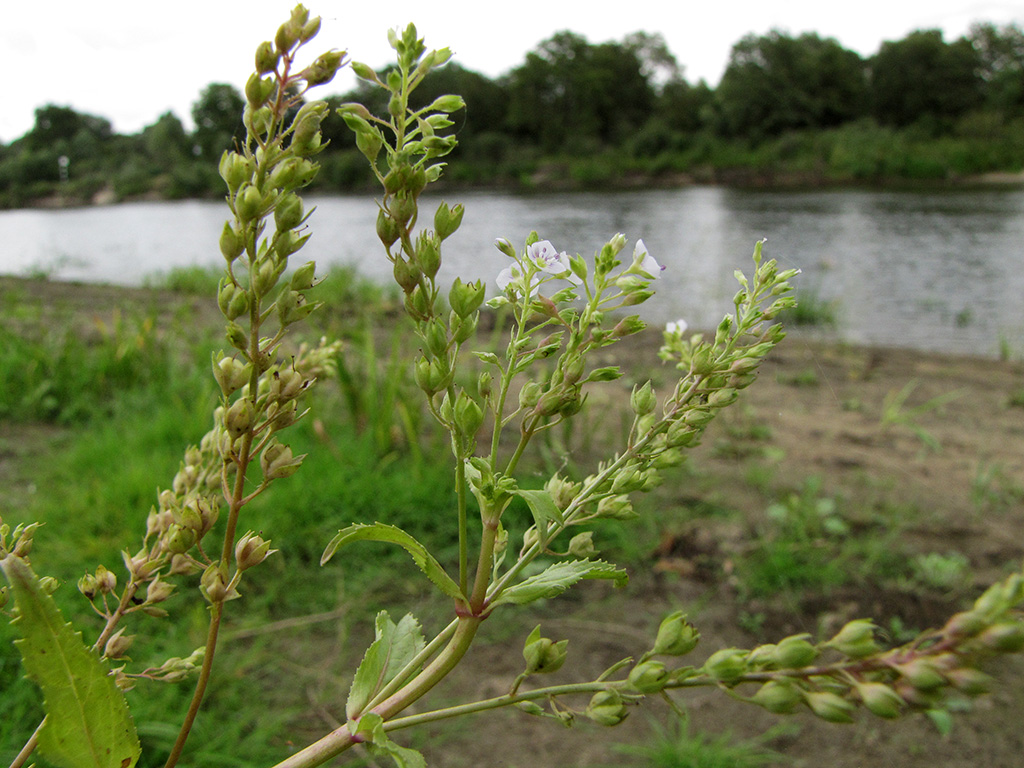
(2, 21, 1022, 208)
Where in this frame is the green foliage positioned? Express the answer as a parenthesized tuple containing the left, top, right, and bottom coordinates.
(0, 295, 213, 424)
(615, 718, 783, 768)
(1, 556, 140, 768)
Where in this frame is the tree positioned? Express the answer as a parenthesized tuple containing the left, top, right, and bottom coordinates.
(24, 104, 112, 153)
(504, 31, 655, 151)
(969, 22, 1024, 116)
(715, 31, 868, 139)
(870, 30, 982, 128)
(142, 112, 191, 171)
(191, 83, 246, 160)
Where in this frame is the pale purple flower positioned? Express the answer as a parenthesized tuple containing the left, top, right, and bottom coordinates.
(496, 238, 581, 295)
(631, 239, 664, 279)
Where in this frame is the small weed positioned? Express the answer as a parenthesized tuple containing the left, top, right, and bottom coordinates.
(143, 264, 223, 295)
(777, 368, 819, 387)
(908, 551, 971, 593)
(879, 379, 963, 452)
(780, 289, 836, 327)
(615, 718, 786, 768)
(971, 461, 1024, 514)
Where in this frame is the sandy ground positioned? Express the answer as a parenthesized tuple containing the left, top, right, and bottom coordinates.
(3, 277, 1024, 767)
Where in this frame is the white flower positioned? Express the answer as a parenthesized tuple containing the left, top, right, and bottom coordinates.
(526, 240, 582, 285)
(631, 239, 664, 279)
(666, 319, 688, 336)
(496, 238, 581, 296)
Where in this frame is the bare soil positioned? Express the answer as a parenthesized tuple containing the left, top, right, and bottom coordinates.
(3, 278, 1024, 767)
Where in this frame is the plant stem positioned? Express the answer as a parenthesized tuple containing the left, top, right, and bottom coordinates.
(271, 617, 482, 768)
(8, 720, 42, 768)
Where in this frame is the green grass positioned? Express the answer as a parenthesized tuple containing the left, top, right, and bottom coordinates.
(614, 718, 785, 768)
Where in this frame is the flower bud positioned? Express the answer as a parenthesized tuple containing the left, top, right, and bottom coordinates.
(897, 659, 946, 691)
(200, 564, 231, 604)
(146, 576, 175, 604)
(772, 635, 818, 668)
(235, 531, 276, 571)
(303, 49, 346, 87)
(978, 621, 1024, 653)
(217, 279, 249, 321)
(752, 680, 802, 714)
(274, 193, 304, 232)
(519, 381, 543, 409)
(224, 398, 254, 439)
(628, 660, 669, 693)
(103, 628, 134, 660)
(596, 495, 636, 520)
(219, 221, 246, 262)
(586, 690, 629, 726)
(630, 382, 656, 416)
(945, 667, 992, 695)
(95, 565, 117, 594)
(78, 573, 99, 600)
(523, 626, 568, 674)
(857, 682, 904, 719)
(434, 201, 464, 240)
(261, 441, 305, 480)
(245, 73, 275, 108)
(454, 392, 484, 439)
(255, 40, 279, 74)
(943, 610, 988, 639)
(568, 531, 597, 558)
(449, 278, 485, 319)
(234, 184, 264, 223)
(426, 94, 466, 114)
(377, 208, 402, 249)
(165, 523, 197, 555)
(803, 691, 855, 723)
(653, 611, 700, 656)
(703, 648, 747, 684)
(415, 233, 441, 279)
(827, 619, 879, 658)
(494, 237, 517, 258)
(219, 152, 251, 192)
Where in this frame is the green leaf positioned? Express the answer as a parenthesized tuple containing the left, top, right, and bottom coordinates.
(516, 489, 564, 548)
(492, 559, 628, 607)
(322, 523, 464, 600)
(354, 713, 427, 768)
(925, 707, 954, 737)
(1, 556, 140, 768)
(347, 611, 426, 720)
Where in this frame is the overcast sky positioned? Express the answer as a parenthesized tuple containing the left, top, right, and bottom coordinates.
(3, 0, 1022, 143)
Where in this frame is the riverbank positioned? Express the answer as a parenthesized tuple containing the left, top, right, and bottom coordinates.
(3, 276, 1024, 766)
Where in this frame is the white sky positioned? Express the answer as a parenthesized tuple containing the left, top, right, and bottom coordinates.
(3, 0, 1022, 143)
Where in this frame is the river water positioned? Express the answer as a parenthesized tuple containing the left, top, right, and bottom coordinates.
(2, 187, 1023, 357)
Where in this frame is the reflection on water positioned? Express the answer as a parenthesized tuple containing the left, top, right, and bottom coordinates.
(1, 187, 1023, 357)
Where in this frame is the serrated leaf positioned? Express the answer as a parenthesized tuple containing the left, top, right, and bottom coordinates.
(321, 523, 464, 600)
(492, 559, 628, 607)
(1, 556, 140, 768)
(347, 611, 426, 720)
(516, 489, 564, 548)
(354, 713, 427, 768)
